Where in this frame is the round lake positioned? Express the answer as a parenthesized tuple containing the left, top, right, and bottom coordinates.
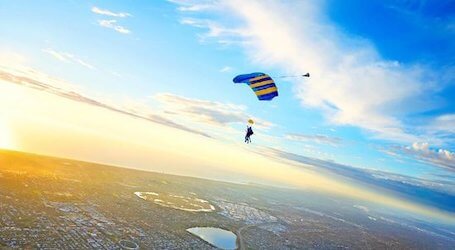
(187, 227, 237, 250)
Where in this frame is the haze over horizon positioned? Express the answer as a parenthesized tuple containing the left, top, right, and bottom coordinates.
(0, 0, 454, 225)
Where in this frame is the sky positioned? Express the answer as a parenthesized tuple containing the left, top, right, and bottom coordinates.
(0, 0, 454, 223)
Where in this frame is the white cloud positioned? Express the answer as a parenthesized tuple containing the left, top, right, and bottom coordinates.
(388, 142, 455, 171)
(91, 6, 131, 18)
(428, 114, 455, 134)
(410, 114, 455, 147)
(42, 48, 69, 62)
(170, 0, 444, 144)
(42, 48, 96, 70)
(92, 6, 132, 34)
(167, 0, 216, 12)
(219, 66, 232, 72)
(285, 133, 342, 146)
(178, 4, 213, 12)
(179, 18, 245, 43)
(98, 19, 131, 34)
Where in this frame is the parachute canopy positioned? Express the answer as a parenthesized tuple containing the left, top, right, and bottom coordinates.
(233, 72, 278, 101)
(248, 119, 254, 124)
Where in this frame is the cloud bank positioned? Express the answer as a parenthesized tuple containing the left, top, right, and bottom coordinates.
(259, 147, 455, 213)
(389, 142, 455, 171)
(0, 66, 209, 138)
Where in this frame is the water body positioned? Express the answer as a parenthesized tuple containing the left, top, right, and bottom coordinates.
(187, 227, 237, 250)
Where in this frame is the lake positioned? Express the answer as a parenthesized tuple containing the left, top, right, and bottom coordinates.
(187, 227, 237, 249)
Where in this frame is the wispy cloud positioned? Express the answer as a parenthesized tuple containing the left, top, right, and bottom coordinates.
(91, 6, 131, 18)
(91, 6, 132, 34)
(0, 66, 209, 138)
(430, 114, 455, 134)
(424, 114, 455, 145)
(178, 4, 213, 12)
(258, 147, 455, 212)
(285, 133, 342, 146)
(179, 18, 245, 44)
(219, 66, 232, 73)
(98, 20, 131, 34)
(42, 48, 96, 70)
(167, 0, 216, 12)
(154, 93, 273, 129)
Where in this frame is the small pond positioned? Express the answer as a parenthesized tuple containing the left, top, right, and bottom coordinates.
(187, 227, 237, 250)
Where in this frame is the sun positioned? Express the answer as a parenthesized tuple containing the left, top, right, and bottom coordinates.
(0, 117, 15, 150)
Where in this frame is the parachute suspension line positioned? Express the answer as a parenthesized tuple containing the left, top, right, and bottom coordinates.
(233, 72, 309, 101)
(273, 73, 310, 79)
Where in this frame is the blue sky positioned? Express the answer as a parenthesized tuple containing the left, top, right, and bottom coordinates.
(0, 0, 454, 215)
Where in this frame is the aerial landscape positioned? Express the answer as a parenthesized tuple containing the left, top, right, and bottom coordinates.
(1, 0, 454, 249)
(1, 150, 454, 249)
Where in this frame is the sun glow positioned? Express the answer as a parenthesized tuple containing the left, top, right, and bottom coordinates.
(0, 117, 15, 150)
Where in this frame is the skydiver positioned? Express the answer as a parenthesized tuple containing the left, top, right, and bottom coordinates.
(245, 125, 254, 143)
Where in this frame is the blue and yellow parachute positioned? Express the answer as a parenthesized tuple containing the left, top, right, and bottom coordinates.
(233, 72, 278, 101)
